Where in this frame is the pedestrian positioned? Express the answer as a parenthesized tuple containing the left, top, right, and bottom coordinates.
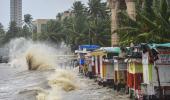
(88, 61, 93, 79)
(79, 59, 84, 73)
(83, 64, 88, 76)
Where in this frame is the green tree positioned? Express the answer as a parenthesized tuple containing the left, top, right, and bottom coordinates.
(59, 1, 89, 50)
(62, 0, 111, 49)
(4, 21, 22, 43)
(37, 19, 65, 45)
(87, 0, 111, 46)
(24, 14, 34, 38)
(72, 1, 88, 34)
(117, 0, 170, 46)
(88, 0, 107, 19)
(0, 23, 5, 45)
(46, 20, 62, 33)
(37, 0, 111, 51)
(0, 23, 5, 35)
(46, 20, 64, 43)
(24, 14, 33, 29)
(22, 25, 31, 38)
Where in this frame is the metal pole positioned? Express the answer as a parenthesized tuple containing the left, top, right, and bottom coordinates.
(89, 28, 91, 45)
(154, 62, 164, 100)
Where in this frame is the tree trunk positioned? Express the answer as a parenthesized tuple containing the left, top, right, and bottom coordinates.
(125, 0, 136, 20)
(108, 0, 120, 46)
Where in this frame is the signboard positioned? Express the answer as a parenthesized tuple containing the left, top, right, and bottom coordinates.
(156, 51, 170, 65)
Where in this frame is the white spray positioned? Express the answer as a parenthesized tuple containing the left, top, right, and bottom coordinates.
(6, 38, 80, 100)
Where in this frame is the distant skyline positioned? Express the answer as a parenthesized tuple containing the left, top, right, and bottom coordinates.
(0, 0, 89, 30)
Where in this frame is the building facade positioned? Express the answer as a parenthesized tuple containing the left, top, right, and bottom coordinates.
(56, 10, 74, 21)
(32, 19, 55, 33)
(10, 0, 22, 27)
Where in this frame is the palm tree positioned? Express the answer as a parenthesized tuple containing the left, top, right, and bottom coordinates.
(88, 0, 110, 45)
(60, 1, 90, 50)
(108, 0, 128, 46)
(24, 14, 33, 30)
(23, 14, 34, 38)
(88, 0, 107, 19)
(72, 1, 88, 34)
(117, 0, 170, 46)
(46, 20, 65, 44)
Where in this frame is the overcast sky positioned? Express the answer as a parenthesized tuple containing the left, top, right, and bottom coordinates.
(0, 0, 89, 30)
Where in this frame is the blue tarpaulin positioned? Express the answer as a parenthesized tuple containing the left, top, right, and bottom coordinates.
(79, 45, 100, 51)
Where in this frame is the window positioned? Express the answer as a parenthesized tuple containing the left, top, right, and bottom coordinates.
(41, 24, 47, 33)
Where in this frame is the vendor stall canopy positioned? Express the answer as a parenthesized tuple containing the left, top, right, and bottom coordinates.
(79, 45, 100, 51)
(100, 47, 121, 58)
(99, 47, 121, 54)
(141, 43, 170, 51)
(148, 43, 170, 49)
(91, 47, 121, 59)
(141, 43, 170, 61)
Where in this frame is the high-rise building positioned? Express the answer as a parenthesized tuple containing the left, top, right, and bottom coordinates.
(10, 0, 22, 27)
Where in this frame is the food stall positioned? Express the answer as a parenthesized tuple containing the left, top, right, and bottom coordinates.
(114, 57, 127, 91)
(91, 47, 120, 86)
(126, 46, 143, 99)
(75, 45, 100, 74)
(141, 43, 170, 100)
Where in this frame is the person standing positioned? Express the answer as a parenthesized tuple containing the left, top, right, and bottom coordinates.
(88, 61, 93, 79)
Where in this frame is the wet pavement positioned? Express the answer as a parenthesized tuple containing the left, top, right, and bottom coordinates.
(0, 63, 130, 100)
(62, 76, 130, 100)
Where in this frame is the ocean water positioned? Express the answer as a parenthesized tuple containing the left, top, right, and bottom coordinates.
(0, 38, 129, 100)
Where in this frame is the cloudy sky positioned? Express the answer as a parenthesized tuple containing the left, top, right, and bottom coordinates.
(0, 0, 89, 29)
